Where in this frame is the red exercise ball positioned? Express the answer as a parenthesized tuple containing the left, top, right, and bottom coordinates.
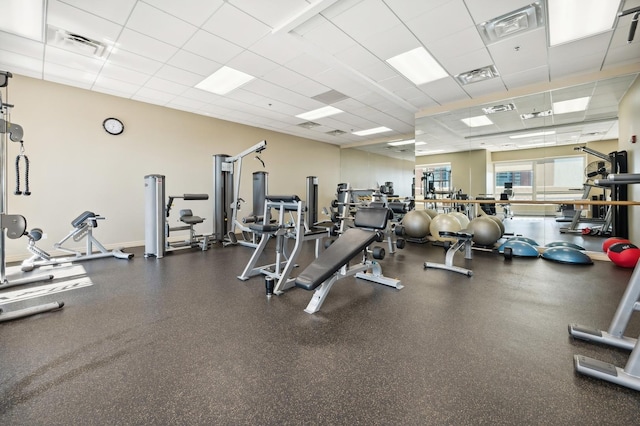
(603, 237, 631, 253)
(607, 243, 640, 268)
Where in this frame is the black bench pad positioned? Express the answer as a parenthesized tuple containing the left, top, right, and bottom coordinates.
(295, 228, 377, 291)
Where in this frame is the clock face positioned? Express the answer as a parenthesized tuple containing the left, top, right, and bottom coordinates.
(103, 118, 124, 135)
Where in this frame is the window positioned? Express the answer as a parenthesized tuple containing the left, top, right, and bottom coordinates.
(494, 156, 584, 201)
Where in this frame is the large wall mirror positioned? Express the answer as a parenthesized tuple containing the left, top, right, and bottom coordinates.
(413, 72, 638, 247)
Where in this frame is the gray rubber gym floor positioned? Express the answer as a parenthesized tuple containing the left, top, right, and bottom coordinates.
(1, 218, 638, 425)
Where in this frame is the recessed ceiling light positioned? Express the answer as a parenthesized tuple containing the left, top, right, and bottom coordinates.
(352, 126, 392, 136)
(196, 66, 255, 95)
(509, 130, 556, 139)
(386, 47, 448, 85)
(0, 0, 46, 41)
(295, 105, 343, 120)
(548, 0, 619, 46)
(552, 97, 590, 114)
(455, 65, 500, 85)
(387, 139, 415, 146)
(461, 116, 494, 127)
(416, 149, 445, 155)
(478, 2, 544, 44)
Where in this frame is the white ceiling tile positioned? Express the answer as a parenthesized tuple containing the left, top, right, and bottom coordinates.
(261, 68, 307, 89)
(360, 24, 418, 61)
(227, 50, 280, 78)
(603, 43, 640, 70)
(45, 45, 105, 73)
(48, 0, 123, 42)
(127, 2, 198, 47)
(249, 33, 306, 65)
(289, 78, 330, 98)
(331, 0, 400, 42)
(155, 64, 203, 86)
(181, 87, 222, 103)
(384, 0, 452, 21)
(423, 26, 486, 62)
(360, 62, 396, 83)
(43, 62, 96, 88)
(420, 77, 470, 105)
(285, 53, 332, 77)
(300, 18, 357, 55)
(488, 28, 548, 76)
(144, 76, 189, 96)
(0, 32, 44, 58)
(116, 28, 179, 62)
(101, 62, 150, 85)
(201, 3, 271, 48)
(166, 50, 220, 76)
(0, 53, 43, 79)
(143, 0, 224, 27)
(56, 0, 137, 25)
(93, 75, 141, 95)
(500, 66, 549, 89)
(133, 87, 175, 103)
(182, 30, 243, 63)
(107, 49, 163, 75)
(438, 47, 493, 77)
(229, 0, 311, 27)
(407, 0, 476, 44)
(167, 96, 207, 110)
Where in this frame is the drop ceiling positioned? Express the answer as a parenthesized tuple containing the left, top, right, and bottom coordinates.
(0, 0, 639, 155)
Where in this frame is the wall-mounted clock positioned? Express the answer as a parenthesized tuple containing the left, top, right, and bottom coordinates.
(103, 117, 124, 135)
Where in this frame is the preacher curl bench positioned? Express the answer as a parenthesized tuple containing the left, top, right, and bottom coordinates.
(294, 206, 403, 314)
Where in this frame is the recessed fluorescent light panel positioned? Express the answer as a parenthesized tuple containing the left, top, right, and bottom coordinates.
(295, 105, 343, 120)
(548, 0, 619, 46)
(455, 65, 500, 85)
(387, 139, 415, 146)
(0, 0, 46, 41)
(552, 97, 590, 114)
(352, 126, 392, 136)
(509, 130, 556, 139)
(478, 2, 544, 44)
(386, 47, 448, 85)
(461, 116, 494, 127)
(196, 66, 255, 95)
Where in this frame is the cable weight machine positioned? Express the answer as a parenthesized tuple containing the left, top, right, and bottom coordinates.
(0, 70, 62, 322)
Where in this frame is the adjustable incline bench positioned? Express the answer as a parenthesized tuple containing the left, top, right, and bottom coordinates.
(294, 206, 403, 314)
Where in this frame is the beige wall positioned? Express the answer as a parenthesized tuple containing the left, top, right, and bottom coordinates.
(5, 75, 340, 260)
(618, 75, 640, 243)
(340, 148, 414, 197)
(416, 149, 488, 197)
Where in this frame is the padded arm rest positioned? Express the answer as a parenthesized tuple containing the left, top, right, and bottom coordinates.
(183, 194, 209, 200)
(295, 228, 377, 291)
(266, 195, 301, 203)
(72, 211, 96, 227)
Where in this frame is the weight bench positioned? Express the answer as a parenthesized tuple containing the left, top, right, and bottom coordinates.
(424, 230, 473, 276)
(294, 206, 403, 314)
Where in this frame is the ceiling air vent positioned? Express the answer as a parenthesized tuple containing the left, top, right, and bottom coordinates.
(326, 130, 346, 136)
(455, 65, 499, 85)
(520, 110, 552, 120)
(48, 26, 107, 58)
(297, 121, 321, 129)
(477, 2, 544, 44)
(483, 103, 515, 114)
(312, 90, 348, 104)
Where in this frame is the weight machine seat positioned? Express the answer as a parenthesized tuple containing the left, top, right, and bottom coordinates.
(179, 209, 205, 225)
(295, 228, 378, 291)
(295, 206, 391, 291)
(72, 211, 97, 228)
